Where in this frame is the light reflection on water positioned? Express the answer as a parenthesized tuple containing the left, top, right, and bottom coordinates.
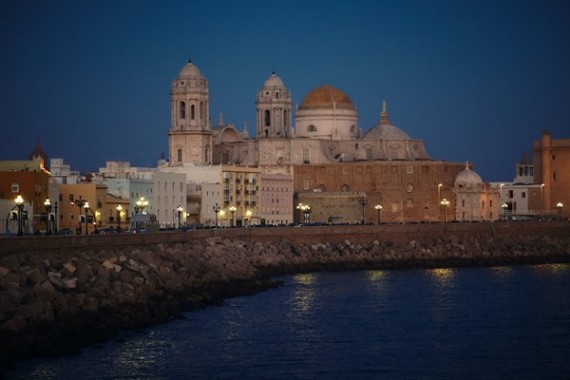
(7, 263, 570, 380)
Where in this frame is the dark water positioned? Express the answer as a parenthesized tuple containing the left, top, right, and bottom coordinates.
(7, 264, 570, 379)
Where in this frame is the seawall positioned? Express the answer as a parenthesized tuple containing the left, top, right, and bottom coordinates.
(1, 222, 570, 374)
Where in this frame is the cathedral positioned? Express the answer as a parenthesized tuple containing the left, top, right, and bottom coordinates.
(167, 60, 498, 224)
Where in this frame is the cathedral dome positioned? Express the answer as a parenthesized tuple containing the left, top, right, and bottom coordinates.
(177, 61, 204, 79)
(455, 163, 484, 187)
(298, 85, 356, 111)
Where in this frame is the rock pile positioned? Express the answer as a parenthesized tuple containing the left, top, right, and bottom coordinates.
(1, 233, 569, 373)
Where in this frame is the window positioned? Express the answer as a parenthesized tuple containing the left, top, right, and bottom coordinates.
(11, 183, 19, 193)
(406, 166, 414, 174)
(200, 102, 205, 121)
(264, 110, 271, 127)
(342, 184, 350, 192)
(303, 179, 309, 190)
(521, 192, 526, 199)
(366, 148, 373, 160)
(307, 125, 317, 132)
(190, 104, 195, 120)
(177, 149, 182, 163)
(179, 101, 186, 119)
(303, 148, 310, 164)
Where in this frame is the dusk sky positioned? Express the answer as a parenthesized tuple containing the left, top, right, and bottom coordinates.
(1, 0, 569, 181)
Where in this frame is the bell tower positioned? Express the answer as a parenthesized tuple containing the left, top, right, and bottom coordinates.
(255, 71, 292, 138)
(168, 60, 213, 165)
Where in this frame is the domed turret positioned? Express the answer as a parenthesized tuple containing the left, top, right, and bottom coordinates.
(256, 71, 292, 138)
(455, 162, 484, 188)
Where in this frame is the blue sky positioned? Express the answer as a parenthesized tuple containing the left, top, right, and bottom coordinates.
(1, 0, 569, 181)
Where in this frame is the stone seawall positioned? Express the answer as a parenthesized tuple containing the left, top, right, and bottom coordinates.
(1, 222, 570, 374)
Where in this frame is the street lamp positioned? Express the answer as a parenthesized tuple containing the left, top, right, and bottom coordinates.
(54, 201, 59, 234)
(557, 202, 564, 220)
(245, 209, 253, 226)
(83, 201, 90, 235)
(296, 203, 311, 224)
(44, 198, 52, 235)
(440, 198, 450, 222)
(116, 204, 123, 232)
(501, 203, 508, 221)
(359, 197, 367, 224)
(438, 183, 443, 221)
(374, 204, 383, 224)
(136, 197, 148, 214)
(73, 198, 86, 235)
(213, 203, 220, 227)
(229, 205, 236, 227)
(15, 194, 24, 236)
(176, 205, 183, 229)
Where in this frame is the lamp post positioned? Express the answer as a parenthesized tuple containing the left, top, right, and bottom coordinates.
(116, 205, 123, 232)
(438, 183, 443, 221)
(229, 205, 236, 227)
(296, 203, 311, 224)
(374, 204, 383, 224)
(213, 203, 220, 227)
(44, 198, 52, 235)
(245, 209, 253, 226)
(83, 201, 90, 235)
(501, 203, 508, 221)
(15, 194, 24, 236)
(557, 202, 564, 221)
(54, 201, 58, 234)
(176, 205, 183, 229)
(73, 198, 85, 235)
(440, 198, 450, 223)
(136, 197, 148, 214)
(359, 197, 367, 225)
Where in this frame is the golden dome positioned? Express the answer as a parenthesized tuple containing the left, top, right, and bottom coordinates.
(298, 85, 356, 111)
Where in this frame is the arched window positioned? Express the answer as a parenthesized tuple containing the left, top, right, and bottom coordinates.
(190, 104, 195, 120)
(307, 125, 317, 132)
(179, 101, 186, 119)
(318, 184, 326, 192)
(200, 102, 205, 121)
(264, 110, 271, 127)
(366, 148, 373, 160)
(350, 125, 355, 132)
(342, 184, 350, 192)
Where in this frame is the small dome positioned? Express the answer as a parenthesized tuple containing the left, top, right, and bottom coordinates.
(362, 101, 410, 140)
(363, 124, 410, 140)
(455, 163, 484, 187)
(298, 85, 355, 111)
(177, 61, 204, 79)
(263, 72, 285, 88)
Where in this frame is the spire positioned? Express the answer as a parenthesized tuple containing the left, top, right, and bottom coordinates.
(218, 112, 224, 126)
(242, 120, 249, 138)
(380, 99, 390, 125)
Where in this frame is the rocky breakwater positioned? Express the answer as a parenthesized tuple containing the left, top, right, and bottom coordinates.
(1, 228, 570, 374)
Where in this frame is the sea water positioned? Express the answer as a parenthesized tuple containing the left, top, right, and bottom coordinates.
(7, 264, 570, 379)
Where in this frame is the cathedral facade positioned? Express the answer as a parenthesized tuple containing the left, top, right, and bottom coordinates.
(167, 60, 498, 223)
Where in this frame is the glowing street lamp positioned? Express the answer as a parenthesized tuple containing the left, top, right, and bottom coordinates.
(44, 198, 52, 235)
(15, 194, 24, 236)
(245, 209, 253, 226)
(176, 205, 183, 229)
(136, 197, 148, 214)
(501, 203, 508, 221)
(83, 201, 90, 235)
(229, 205, 236, 227)
(557, 202, 564, 220)
(440, 198, 450, 223)
(374, 204, 383, 224)
(438, 183, 443, 221)
(296, 203, 311, 224)
(116, 204, 123, 231)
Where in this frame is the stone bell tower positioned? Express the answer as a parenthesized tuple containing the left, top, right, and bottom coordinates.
(168, 60, 213, 165)
(255, 71, 292, 138)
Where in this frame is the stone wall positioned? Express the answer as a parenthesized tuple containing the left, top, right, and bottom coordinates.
(1, 222, 570, 374)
